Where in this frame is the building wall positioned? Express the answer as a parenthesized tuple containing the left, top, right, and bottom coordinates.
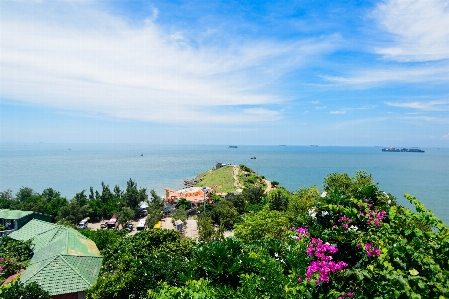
(16, 212, 51, 229)
(51, 291, 86, 299)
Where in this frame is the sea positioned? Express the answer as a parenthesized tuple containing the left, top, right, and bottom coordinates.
(1, 143, 448, 226)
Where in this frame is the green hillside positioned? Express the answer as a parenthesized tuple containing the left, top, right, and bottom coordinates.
(195, 166, 236, 193)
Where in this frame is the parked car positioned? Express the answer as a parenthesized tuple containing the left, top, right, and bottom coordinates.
(78, 219, 88, 229)
(125, 223, 134, 232)
(100, 222, 107, 229)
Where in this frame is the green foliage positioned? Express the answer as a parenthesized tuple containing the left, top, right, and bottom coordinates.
(148, 279, 215, 299)
(79, 229, 127, 252)
(292, 171, 449, 298)
(176, 198, 191, 211)
(268, 187, 291, 211)
(209, 200, 238, 229)
(123, 178, 148, 210)
(0, 236, 33, 262)
(171, 208, 188, 227)
(146, 189, 165, 229)
(241, 186, 265, 205)
(197, 214, 224, 242)
(0, 236, 33, 282)
(234, 207, 289, 243)
(88, 229, 195, 299)
(58, 198, 90, 224)
(0, 280, 51, 299)
(323, 170, 374, 195)
(191, 237, 250, 287)
(120, 206, 135, 226)
(286, 186, 320, 226)
(224, 192, 246, 214)
(133, 252, 192, 297)
(0, 189, 14, 209)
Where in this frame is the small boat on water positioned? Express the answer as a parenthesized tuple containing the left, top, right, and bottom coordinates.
(250, 157, 256, 159)
(382, 147, 425, 153)
(228, 145, 238, 148)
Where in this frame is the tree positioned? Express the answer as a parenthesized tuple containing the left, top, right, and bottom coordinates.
(171, 208, 187, 227)
(234, 207, 289, 243)
(0, 189, 14, 209)
(176, 198, 191, 210)
(241, 186, 265, 205)
(120, 206, 135, 227)
(58, 199, 89, 224)
(268, 187, 291, 211)
(0, 281, 50, 299)
(197, 214, 224, 242)
(123, 179, 147, 210)
(225, 192, 246, 214)
(146, 190, 165, 229)
(209, 200, 238, 229)
(323, 170, 374, 195)
(286, 186, 320, 226)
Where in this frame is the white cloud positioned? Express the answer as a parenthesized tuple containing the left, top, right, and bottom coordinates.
(329, 106, 376, 115)
(385, 100, 449, 111)
(443, 133, 449, 140)
(398, 116, 449, 125)
(314, 106, 327, 110)
(373, 0, 449, 62)
(321, 63, 449, 87)
(0, 1, 337, 125)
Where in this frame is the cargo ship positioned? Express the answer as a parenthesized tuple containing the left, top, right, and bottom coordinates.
(382, 147, 424, 153)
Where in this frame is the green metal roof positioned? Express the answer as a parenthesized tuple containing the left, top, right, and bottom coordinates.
(10, 219, 103, 295)
(0, 209, 33, 220)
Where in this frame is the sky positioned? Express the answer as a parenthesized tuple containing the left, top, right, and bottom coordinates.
(1, 0, 448, 146)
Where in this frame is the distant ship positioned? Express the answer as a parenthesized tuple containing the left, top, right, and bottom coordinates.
(228, 145, 238, 148)
(382, 147, 425, 153)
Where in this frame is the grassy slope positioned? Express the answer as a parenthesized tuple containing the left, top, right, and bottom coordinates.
(195, 165, 269, 194)
(195, 166, 236, 193)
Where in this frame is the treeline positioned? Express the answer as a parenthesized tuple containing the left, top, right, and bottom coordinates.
(0, 179, 151, 225)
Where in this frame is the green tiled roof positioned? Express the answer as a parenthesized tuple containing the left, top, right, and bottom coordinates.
(10, 219, 103, 296)
(9, 219, 68, 252)
(20, 255, 101, 295)
(0, 209, 33, 219)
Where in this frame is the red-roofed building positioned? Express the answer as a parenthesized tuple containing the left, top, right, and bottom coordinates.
(165, 186, 213, 207)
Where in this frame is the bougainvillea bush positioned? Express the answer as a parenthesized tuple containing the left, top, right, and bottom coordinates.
(288, 172, 449, 298)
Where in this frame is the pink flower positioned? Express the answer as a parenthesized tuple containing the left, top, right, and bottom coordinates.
(297, 277, 302, 283)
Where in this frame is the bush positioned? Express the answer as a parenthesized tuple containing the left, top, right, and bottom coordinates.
(0, 280, 50, 299)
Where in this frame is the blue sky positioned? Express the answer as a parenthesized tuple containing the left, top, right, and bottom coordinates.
(1, 0, 448, 146)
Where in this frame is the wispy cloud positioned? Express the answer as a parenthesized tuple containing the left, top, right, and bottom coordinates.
(385, 100, 449, 111)
(321, 63, 449, 87)
(373, 0, 449, 62)
(397, 115, 449, 125)
(443, 133, 449, 140)
(0, 1, 338, 125)
(329, 106, 376, 115)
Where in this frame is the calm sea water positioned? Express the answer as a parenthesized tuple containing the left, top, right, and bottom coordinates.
(1, 143, 448, 225)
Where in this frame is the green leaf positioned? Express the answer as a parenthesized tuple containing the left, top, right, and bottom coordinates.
(409, 269, 419, 276)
